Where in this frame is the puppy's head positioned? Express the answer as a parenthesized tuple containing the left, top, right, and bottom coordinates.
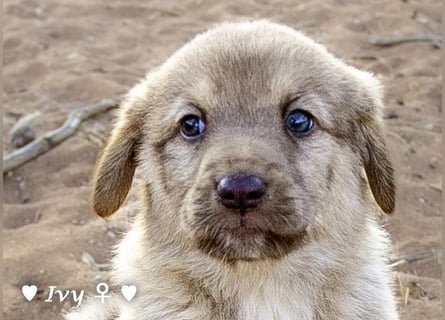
(92, 20, 395, 261)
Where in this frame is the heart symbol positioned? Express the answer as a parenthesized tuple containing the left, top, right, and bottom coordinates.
(121, 285, 136, 302)
(22, 285, 38, 301)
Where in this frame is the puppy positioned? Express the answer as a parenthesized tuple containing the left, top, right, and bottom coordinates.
(66, 20, 398, 320)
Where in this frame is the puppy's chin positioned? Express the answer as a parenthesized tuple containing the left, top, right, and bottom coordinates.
(194, 225, 308, 262)
(196, 229, 306, 263)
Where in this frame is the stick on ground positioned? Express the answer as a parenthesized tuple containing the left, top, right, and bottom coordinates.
(369, 33, 442, 48)
(3, 97, 122, 173)
(8, 111, 41, 148)
(81, 252, 112, 271)
(389, 248, 442, 268)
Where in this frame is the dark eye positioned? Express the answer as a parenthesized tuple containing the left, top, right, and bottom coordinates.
(285, 110, 314, 135)
(180, 115, 205, 139)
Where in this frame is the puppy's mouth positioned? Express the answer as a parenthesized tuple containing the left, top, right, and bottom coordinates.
(190, 208, 309, 261)
(222, 208, 290, 234)
(231, 214, 262, 233)
(196, 225, 307, 262)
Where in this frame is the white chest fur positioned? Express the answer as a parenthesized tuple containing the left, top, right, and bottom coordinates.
(230, 264, 316, 320)
(240, 291, 314, 320)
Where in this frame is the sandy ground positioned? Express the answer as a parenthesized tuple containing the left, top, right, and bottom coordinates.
(3, 0, 442, 319)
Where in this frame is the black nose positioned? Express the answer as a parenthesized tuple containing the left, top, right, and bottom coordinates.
(216, 173, 266, 211)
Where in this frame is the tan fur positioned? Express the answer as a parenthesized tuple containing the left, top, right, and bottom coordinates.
(66, 20, 398, 320)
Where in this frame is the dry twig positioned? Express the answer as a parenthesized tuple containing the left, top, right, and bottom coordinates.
(369, 33, 441, 48)
(3, 97, 122, 173)
(389, 248, 442, 268)
(8, 112, 41, 148)
(428, 182, 442, 192)
(403, 287, 410, 305)
(81, 252, 112, 271)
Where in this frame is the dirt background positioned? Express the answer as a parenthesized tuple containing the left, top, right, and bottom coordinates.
(3, 0, 442, 319)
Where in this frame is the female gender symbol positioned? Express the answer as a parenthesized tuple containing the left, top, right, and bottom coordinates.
(94, 283, 110, 303)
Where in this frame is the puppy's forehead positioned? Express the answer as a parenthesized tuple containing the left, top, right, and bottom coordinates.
(148, 21, 380, 123)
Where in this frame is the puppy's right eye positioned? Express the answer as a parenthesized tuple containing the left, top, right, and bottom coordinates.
(180, 115, 205, 139)
(285, 109, 314, 136)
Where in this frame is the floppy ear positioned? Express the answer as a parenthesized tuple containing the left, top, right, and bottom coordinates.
(348, 69, 395, 214)
(92, 103, 142, 218)
(359, 117, 395, 214)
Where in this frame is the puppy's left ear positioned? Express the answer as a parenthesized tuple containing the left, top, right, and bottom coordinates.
(359, 118, 395, 214)
(355, 72, 395, 214)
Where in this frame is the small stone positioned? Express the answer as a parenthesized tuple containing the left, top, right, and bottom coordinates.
(429, 157, 438, 169)
(34, 7, 44, 16)
(19, 181, 26, 190)
(34, 211, 42, 223)
(416, 14, 430, 24)
(383, 110, 398, 119)
(107, 231, 116, 239)
(296, 4, 306, 11)
(20, 195, 30, 203)
(67, 52, 79, 60)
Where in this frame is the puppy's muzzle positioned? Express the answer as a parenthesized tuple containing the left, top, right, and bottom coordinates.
(216, 172, 266, 213)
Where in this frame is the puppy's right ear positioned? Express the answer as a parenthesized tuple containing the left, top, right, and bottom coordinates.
(92, 101, 142, 218)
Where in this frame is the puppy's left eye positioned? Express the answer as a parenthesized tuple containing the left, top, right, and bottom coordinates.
(180, 115, 205, 139)
(285, 110, 314, 135)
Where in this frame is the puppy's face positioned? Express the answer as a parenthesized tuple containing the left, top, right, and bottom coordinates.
(92, 21, 395, 261)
